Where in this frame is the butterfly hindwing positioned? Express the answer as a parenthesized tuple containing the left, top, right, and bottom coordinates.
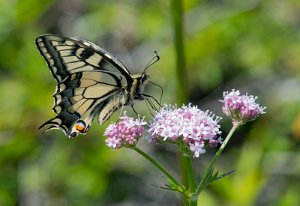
(36, 34, 136, 138)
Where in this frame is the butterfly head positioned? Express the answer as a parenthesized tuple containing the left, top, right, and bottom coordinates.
(141, 73, 150, 84)
(130, 52, 159, 101)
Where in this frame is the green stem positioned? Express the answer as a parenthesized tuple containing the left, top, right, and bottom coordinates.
(184, 156, 197, 206)
(171, 0, 188, 204)
(178, 153, 188, 198)
(196, 124, 240, 194)
(133, 146, 182, 189)
(171, 0, 186, 105)
(185, 156, 195, 192)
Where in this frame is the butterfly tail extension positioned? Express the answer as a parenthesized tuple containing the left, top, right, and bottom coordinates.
(39, 118, 68, 135)
(39, 116, 91, 138)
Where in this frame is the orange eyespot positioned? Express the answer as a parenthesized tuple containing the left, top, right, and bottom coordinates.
(74, 121, 86, 133)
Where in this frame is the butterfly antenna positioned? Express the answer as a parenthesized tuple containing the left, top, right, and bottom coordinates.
(143, 51, 160, 73)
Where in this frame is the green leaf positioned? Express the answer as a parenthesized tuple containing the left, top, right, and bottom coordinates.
(201, 169, 236, 188)
(166, 178, 186, 193)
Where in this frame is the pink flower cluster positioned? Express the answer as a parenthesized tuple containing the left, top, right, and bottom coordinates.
(148, 104, 222, 157)
(104, 115, 147, 149)
(221, 89, 266, 125)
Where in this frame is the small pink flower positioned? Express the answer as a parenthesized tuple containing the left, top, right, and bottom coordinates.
(148, 104, 222, 157)
(221, 89, 266, 125)
(189, 141, 205, 158)
(104, 114, 147, 149)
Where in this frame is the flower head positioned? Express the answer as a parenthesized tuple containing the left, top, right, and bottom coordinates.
(221, 89, 266, 125)
(104, 114, 147, 149)
(148, 104, 222, 157)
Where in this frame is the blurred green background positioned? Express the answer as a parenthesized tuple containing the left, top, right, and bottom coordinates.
(1, 0, 300, 205)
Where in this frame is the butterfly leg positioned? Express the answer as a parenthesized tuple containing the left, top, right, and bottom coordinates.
(145, 99, 155, 117)
(131, 105, 139, 117)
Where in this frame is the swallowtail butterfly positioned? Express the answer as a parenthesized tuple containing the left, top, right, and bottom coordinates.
(36, 34, 157, 138)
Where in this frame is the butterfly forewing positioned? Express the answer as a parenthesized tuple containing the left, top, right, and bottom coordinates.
(36, 35, 131, 83)
(36, 34, 140, 138)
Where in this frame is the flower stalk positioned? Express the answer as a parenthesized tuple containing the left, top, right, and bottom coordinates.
(133, 146, 184, 192)
(196, 123, 239, 194)
(184, 155, 197, 206)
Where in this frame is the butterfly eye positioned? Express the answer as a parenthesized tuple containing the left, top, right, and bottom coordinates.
(141, 74, 149, 83)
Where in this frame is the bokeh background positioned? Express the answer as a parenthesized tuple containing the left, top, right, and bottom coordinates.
(1, 0, 300, 205)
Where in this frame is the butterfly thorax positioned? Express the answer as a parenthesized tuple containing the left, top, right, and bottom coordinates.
(127, 73, 149, 102)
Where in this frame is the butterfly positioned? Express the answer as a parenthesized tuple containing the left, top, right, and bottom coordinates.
(36, 34, 159, 138)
